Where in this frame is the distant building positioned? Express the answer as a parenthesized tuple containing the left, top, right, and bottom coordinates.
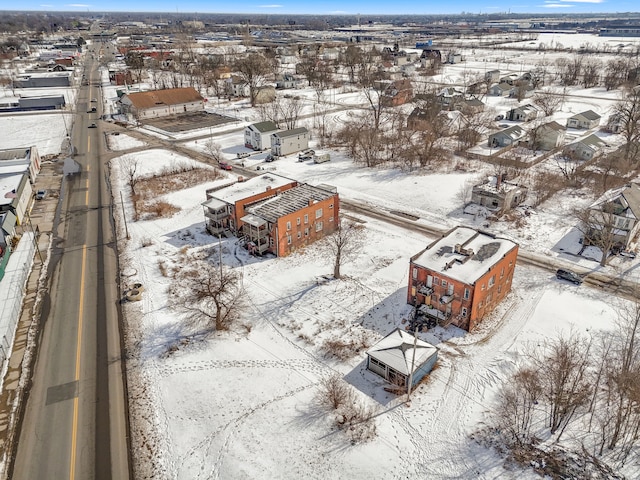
(119, 87, 204, 120)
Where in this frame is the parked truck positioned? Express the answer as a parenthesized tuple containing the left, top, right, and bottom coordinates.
(313, 153, 331, 164)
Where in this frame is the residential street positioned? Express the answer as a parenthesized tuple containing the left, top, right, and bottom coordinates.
(10, 48, 130, 480)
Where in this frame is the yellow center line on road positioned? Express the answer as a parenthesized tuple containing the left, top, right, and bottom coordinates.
(69, 243, 86, 480)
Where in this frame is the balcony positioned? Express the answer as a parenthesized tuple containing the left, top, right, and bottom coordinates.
(204, 208, 229, 221)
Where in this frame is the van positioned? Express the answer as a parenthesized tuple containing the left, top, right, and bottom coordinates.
(313, 153, 331, 164)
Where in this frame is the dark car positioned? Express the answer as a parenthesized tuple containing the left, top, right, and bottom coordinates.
(556, 269, 582, 285)
(35, 189, 47, 200)
(88, 123, 97, 128)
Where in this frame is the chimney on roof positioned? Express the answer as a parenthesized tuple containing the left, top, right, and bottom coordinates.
(266, 186, 272, 191)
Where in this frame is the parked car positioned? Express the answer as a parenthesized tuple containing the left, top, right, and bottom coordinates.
(236, 152, 250, 159)
(35, 189, 47, 200)
(218, 162, 232, 171)
(495, 114, 504, 121)
(298, 149, 315, 160)
(265, 154, 277, 162)
(88, 123, 97, 128)
(556, 269, 583, 285)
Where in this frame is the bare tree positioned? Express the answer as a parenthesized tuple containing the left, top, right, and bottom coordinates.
(612, 88, 640, 165)
(234, 53, 272, 107)
(122, 156, 140, 194)
(279, 95, 304, 130)
(581, 59, 601, 88)
(574, 201, 621, 266)
(325, 217, 364, 279)
(204, 140, 223, 164)
(170, 257, 245, 332)
(533, 88, 564, 116)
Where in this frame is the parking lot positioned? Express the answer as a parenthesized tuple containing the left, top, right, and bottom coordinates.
(143, 111, 235, 133)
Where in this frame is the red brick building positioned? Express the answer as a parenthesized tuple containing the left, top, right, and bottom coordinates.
(203, 174, 339, 256)
(407, 227, 518, 331)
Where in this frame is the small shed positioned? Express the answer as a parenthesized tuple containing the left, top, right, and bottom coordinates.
(366, 328, 438, 389)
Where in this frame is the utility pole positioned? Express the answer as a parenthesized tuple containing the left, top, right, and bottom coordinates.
(406, 329, 418, 405)
(120, 191, 129, 239)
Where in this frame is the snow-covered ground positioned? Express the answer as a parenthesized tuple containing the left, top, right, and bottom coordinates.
(5, 31, 640, 479)
(111, 144, 637, 478)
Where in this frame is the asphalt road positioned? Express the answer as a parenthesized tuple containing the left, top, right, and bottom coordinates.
(11, 48, 130, 480)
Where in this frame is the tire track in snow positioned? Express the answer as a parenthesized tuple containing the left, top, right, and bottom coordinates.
(403, 289, 546, 478)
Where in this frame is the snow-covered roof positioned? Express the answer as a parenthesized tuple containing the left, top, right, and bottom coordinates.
(273, 127, 309, 139)
(241, 213, 267, 227)
(367, 328, 438, 376)
(247, 121, 278, 133)
(208, 173, 296, 204)
(201, 197, 227, 210)
(473, 176, 524, 195)
(570, 109, 601, 121)
(247, 183, 337, 223)
(0, 173, 24, 207)
(590, 182, 640, 221)
(491, 125, 524, 140)
(411, 226, 518, 285)
(573, 134, 606, 150)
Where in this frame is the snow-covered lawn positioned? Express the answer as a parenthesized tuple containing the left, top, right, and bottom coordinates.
(112, 146, 636, 479)
(0, 112, 72, 156)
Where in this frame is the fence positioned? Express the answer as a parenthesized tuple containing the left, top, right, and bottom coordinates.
(0, 233, 35, 391)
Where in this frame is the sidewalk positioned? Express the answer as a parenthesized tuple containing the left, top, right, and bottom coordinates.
(0, 160, 61, 478)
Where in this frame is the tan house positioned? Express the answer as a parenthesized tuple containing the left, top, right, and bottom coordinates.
(587, 182, 640, 250)
(119, 87, 204, 120)
(529, 121, 566, 151)
(565, 134, 607, 161)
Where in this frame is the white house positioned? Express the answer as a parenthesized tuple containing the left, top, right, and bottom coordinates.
(244, 121, 279, 151)
(567, 110, 601, 129)
(366, 328, 438, 389)
(271, 128, 310, 157)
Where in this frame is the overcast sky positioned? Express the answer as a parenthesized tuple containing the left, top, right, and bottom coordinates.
(12, 0, 640, 15)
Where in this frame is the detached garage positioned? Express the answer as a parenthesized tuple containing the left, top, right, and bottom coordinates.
(366, 328, 438, 389)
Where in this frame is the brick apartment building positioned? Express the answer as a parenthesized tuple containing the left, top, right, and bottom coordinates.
(202, 173, 339, 256)
(407, 227, 518, 331)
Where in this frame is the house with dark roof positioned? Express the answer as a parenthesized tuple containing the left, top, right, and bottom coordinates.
(271, 128, 310, 157)
(587, 182, 640, 250)
(567, 110, 601, 129)
(408, 227, 518, 331)
(118, 87, 204, 120)
(488, 83, 512, 97)
(245, 121, 278, 150)
(366, 329, 438, 389)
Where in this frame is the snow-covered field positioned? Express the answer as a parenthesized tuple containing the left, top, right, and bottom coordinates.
(5, 31, 640, 478)
(111, 145, 636, 479)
